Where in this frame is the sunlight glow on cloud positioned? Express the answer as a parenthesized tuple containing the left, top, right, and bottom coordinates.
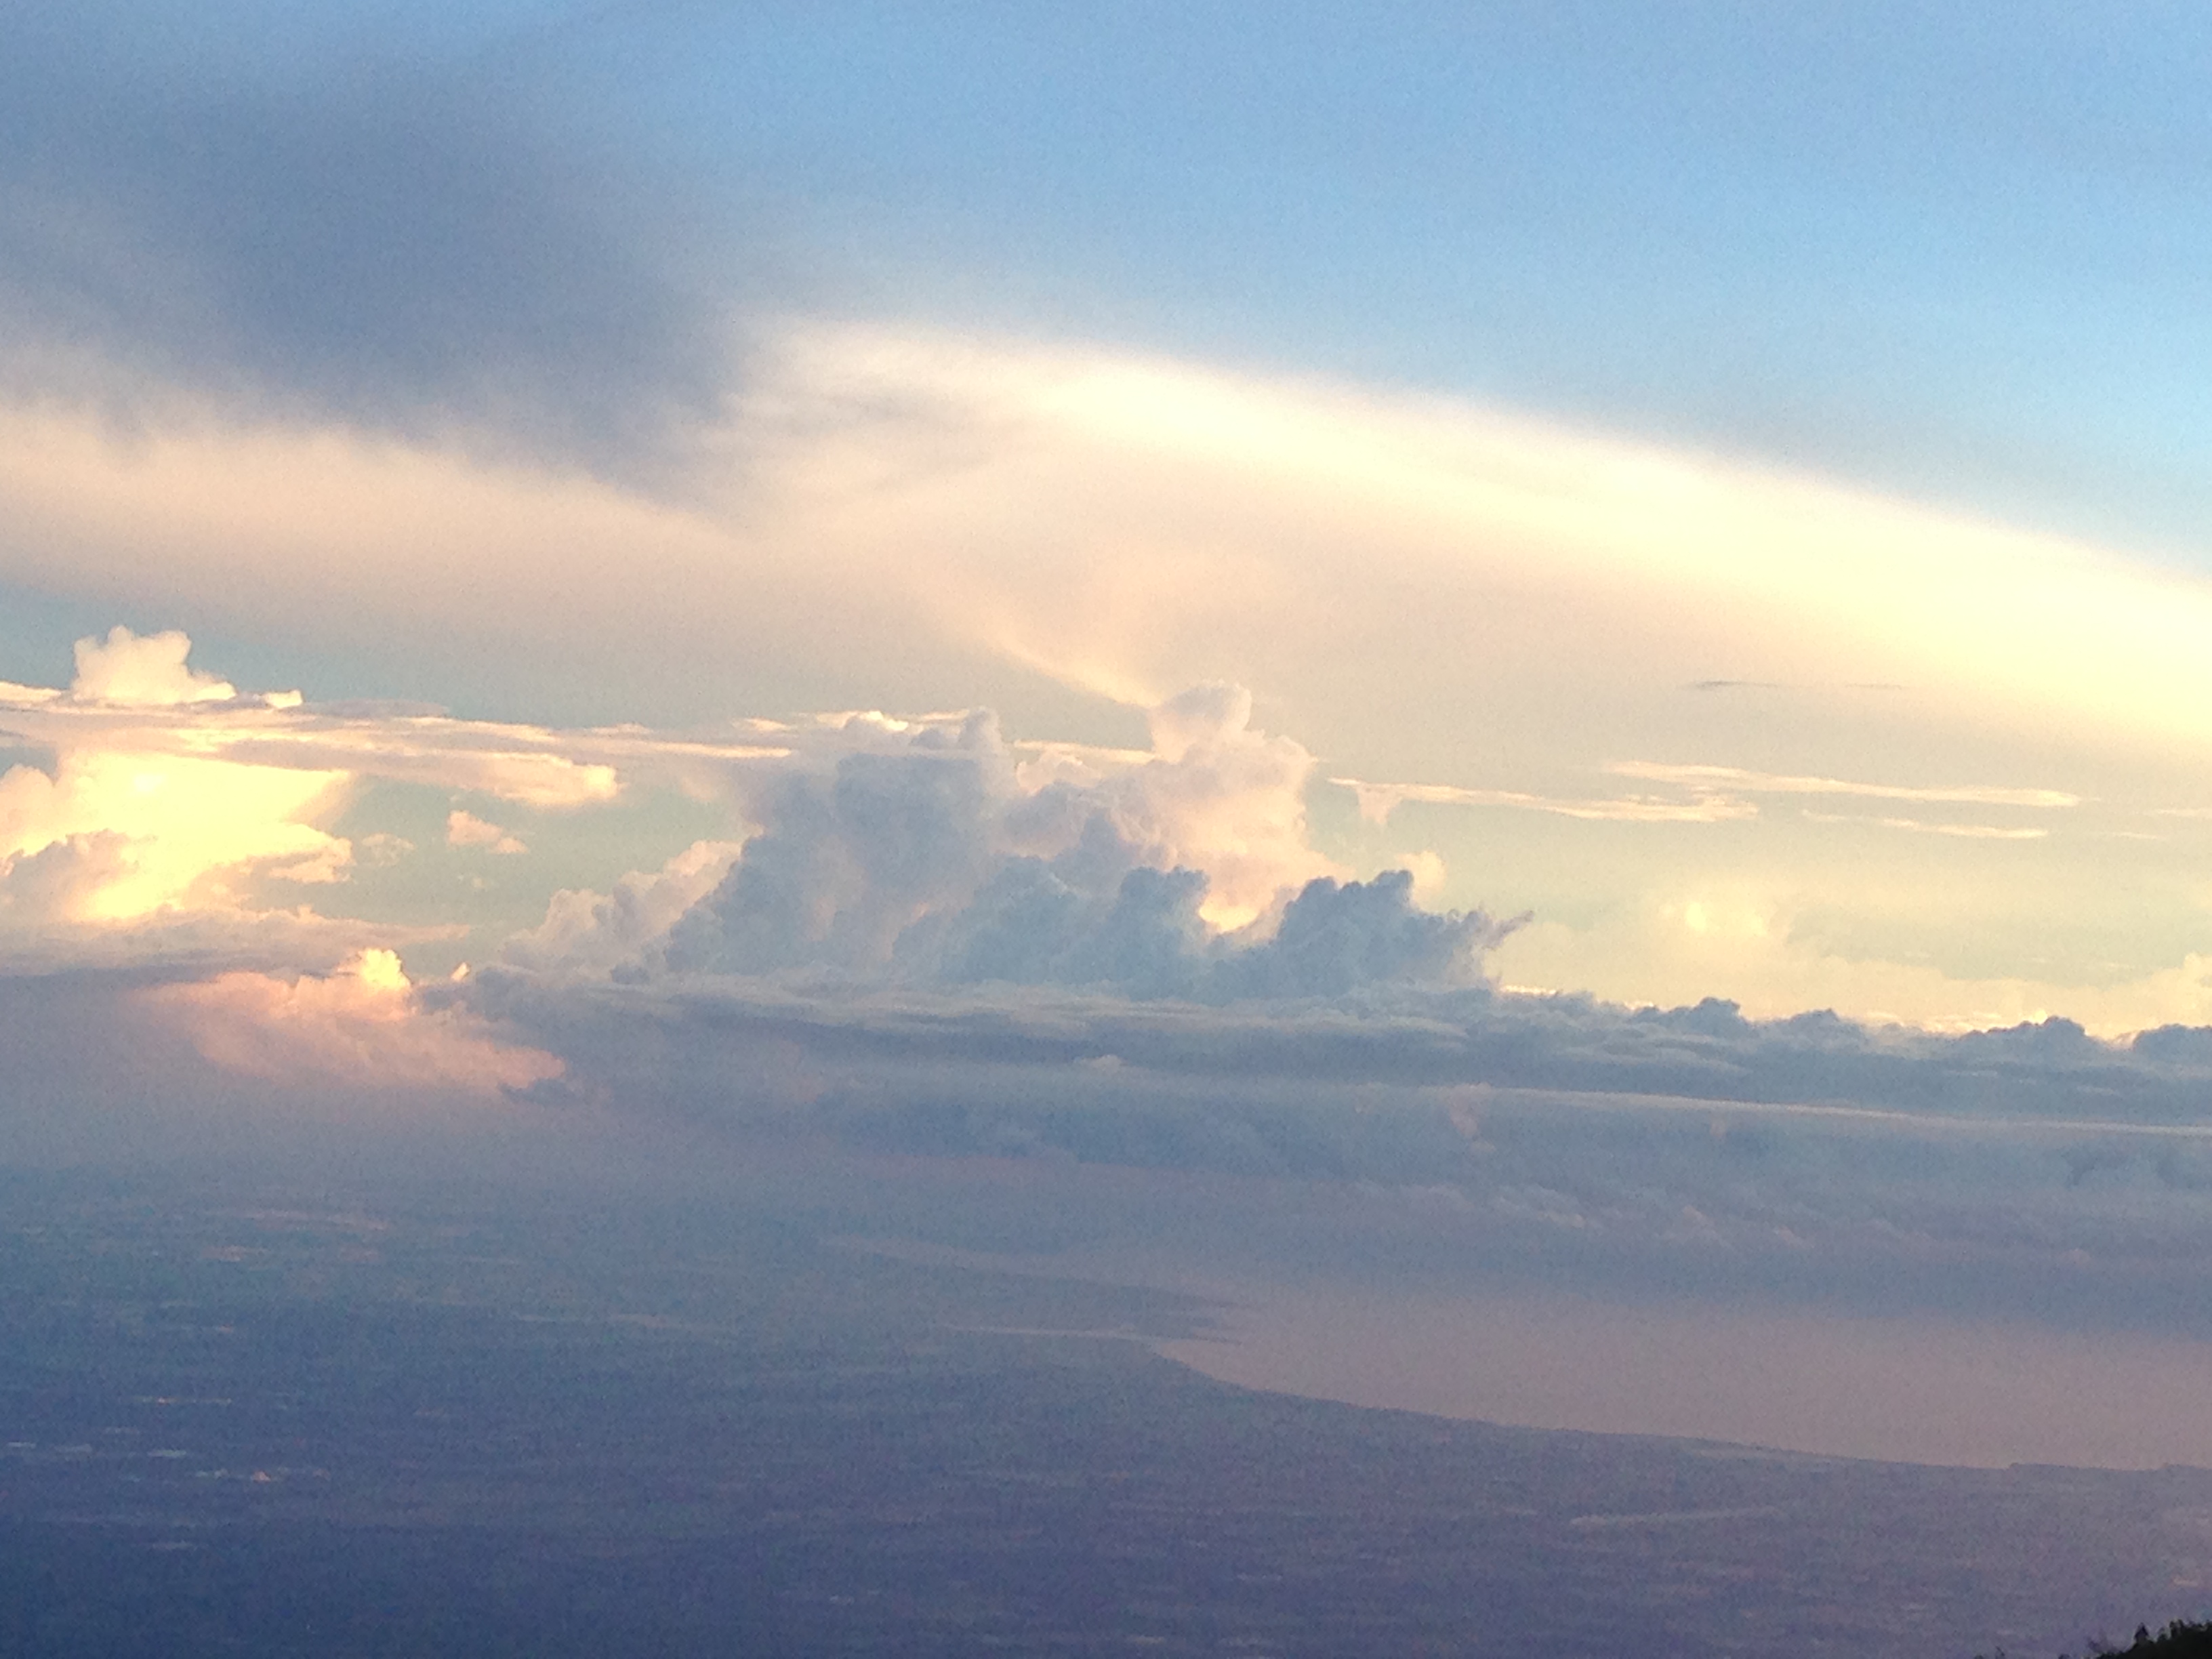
(151, 947, 562, 1094)
(447, 809, 527, 855)
(14, 326, 2212, 1025)
(70, 626, 239, 706)
(749, 325, 2212, 776)
(0, 745, 346, 921)
(0, 630, 683, 949)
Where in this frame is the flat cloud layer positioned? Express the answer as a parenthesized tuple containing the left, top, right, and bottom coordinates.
(424, 959, 2212, 1371)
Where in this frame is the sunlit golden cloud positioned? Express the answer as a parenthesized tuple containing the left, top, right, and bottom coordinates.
(150, 947, 562, 1094)
(0, 745, 346, 921)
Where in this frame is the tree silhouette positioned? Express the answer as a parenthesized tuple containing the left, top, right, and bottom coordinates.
(1986, 1620, 2212, 1659)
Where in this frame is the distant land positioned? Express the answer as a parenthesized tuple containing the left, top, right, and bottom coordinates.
(4, 1164, 2207, 1659)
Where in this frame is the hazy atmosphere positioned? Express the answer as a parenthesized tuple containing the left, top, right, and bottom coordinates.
(9, 6, 2212, 1656)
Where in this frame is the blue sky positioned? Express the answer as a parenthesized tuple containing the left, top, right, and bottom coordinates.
(137, 1, 2212, 554)
(27, 1, 2212, 562)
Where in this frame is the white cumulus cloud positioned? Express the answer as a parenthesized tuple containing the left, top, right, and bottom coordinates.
(70, 626, 237, 706)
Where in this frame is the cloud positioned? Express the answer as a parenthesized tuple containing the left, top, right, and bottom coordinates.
(32, 311, 2212, 777)
(1607, 761, 2081, 811)
(667, 711, 1010, 977)
(1214, 872, 1520, 999)
(0, 642, 796, 809)
(1109, 684, 1339, 928)
(0, 832, 136, 925)
(0, 18, 739, 476)
(1800, 811, 2049, 840)
(447, 809, 527, 856)
(619, 686, 1509, 999)
(10, 632, 1475, 1002)
(0, 623, 2195, 1043)
(1336, 759, 2081, 829)
(0, 742, 346, 921)
(0, 627, 726, 956)
(0, 907, 453, 982)
(70, 625, 236, 705)
(1492, 897, 2212, 1039)
(929, 861, 1213, 998)
(0, 630, 802, 949)
(1335, 778, 1759, 826)
(151, 947, 561, 1095)
(447, 962, 2212, 1357)
(11, 319, 2212, 1048)
(503, 840, 743, 979)
(738, 321, 2212, 777)
(928, 864, 1509, 1002)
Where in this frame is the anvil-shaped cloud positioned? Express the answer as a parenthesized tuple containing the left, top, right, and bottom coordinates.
(12, 323, 2212, 1033)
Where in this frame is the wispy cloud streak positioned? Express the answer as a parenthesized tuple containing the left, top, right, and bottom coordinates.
(1334, 779, 1758, 826)
(1611, 761, 2080, 810)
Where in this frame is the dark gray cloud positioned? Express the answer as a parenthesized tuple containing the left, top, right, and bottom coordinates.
(667, 718, 1011, 977)
(473, 968, 2212, 1139)
(443, 964, 2212, 1338)
(1217, 870, 1508, 1000)
(928, 863, 1506, 1001)
(0, 16, 741, 475)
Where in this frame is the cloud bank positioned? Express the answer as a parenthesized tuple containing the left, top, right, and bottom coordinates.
(1, 628, 2210, 1376)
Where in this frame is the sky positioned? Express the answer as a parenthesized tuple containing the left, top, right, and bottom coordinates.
(10, 1, 2212, 1468)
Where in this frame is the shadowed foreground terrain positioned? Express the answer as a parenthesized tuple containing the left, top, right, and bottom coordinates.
(4, 1167, 2209, 1659)
(1990, 1619, 2212, 1658)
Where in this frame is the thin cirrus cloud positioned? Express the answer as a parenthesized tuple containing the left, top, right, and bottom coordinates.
(1799, 811, 2051, 842)
(1332, 779, 1761, 826)
(1605, 761, 2082, 811)
(735, 324, 2212, 766)
(13, 319, 2212, 804)
(1334, 760, 2081, 834)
